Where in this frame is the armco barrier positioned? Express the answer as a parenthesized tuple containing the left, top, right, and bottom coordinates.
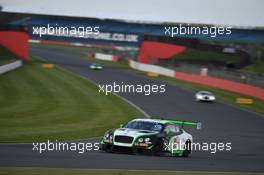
(0, 60, 23, 74)
(174, 72, 264, 101)
(41, 40, 71, 46)
(129, 59, 174, 77)
(95, 53, 119, 62)
(129, 59, 264, 101)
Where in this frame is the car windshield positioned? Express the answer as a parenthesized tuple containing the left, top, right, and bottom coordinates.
(123, 121, 164, 132)
(200, 91, 212, 95)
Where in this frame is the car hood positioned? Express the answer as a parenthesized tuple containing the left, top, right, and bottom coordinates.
(114, 128, 159, 137)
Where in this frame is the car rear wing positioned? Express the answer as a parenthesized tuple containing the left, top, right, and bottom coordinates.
(167, 120, 202, 130)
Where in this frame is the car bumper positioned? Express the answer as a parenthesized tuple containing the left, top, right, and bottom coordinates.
(196, 96, 215, 101)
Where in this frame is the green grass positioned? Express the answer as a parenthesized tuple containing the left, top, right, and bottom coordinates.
(172, 48, 236, 64)
(30, 43, 264, 116)
(243, 61, 264, 75)
(0, 56, 142, 143)
(0, 46, 17, 65)
(0, 168, 263, 175)
(175, 48, 264, 76)
(241, 46, 264, 75)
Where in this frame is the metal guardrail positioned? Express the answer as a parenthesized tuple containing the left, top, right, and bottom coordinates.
(0, 60, 23, 75)
(160, 63, 264, 88)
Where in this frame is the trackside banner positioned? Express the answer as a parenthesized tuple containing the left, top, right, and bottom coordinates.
(29, 25, 141, 45)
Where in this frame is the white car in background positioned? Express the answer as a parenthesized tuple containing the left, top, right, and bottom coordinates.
(195, 91, 216, 102)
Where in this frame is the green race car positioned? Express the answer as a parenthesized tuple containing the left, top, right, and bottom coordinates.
(99, 118, 201, 157)
(89, 63, 103, 70)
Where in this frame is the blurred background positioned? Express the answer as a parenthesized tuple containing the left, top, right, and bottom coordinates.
(0, 0, 264, 86)
(1, 1, 264, 174)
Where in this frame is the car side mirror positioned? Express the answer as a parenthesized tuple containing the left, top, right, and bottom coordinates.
(120, 124, 124, 128)
(197, 122, 202, 130)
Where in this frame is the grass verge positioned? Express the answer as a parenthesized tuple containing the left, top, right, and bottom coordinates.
(243, 61, 264, 75)
(0, 55, 142, 143)
(0, 46, 17, 65)
(172, 48, 236, 64)
(0, 168, 263, 175)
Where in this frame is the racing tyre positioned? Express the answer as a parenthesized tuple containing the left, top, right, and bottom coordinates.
(150, 142, 163, 156)
(105, 144, 114, 153)
(182, 140, 192, 157)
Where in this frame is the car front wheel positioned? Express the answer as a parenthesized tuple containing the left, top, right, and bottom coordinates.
(182, 140, 192, 157)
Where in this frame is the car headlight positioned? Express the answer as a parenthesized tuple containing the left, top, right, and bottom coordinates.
(145, 138, 150, 142)
(138, 138, 144, 143)
(104, 133, 109, 138)
(196, 95, 201, 98)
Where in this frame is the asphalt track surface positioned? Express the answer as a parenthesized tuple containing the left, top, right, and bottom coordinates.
(1, 46, 264, 172)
